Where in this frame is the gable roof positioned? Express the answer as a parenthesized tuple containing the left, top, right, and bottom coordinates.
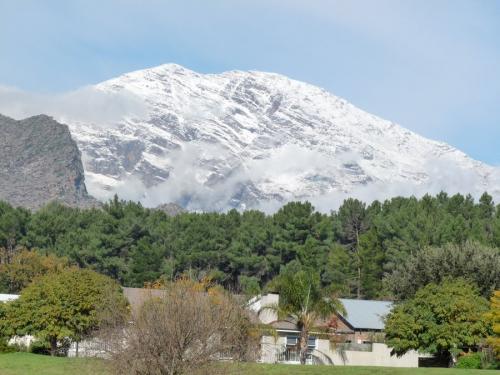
(338, 298, 393, 330)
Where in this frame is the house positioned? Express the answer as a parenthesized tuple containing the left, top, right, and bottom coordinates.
(335, 298, 393, 345)
(250, 293, 422, 367)
(67, 288, 426, 367)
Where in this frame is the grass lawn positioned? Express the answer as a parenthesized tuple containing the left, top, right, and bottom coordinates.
(0, 353, 498, 375)
(0, 352, 109, 375)
(236, 363, 498, 374)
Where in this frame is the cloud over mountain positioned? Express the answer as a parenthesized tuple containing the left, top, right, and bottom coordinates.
(3, 64, 499, 211)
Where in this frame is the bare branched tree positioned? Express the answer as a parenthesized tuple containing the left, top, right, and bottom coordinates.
(102, 279, 256, 375)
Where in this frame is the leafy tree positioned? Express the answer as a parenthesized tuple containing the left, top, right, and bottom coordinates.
(0, 249, 70, 293)
(385, 278, 490, 366)
(0, 302, 10, 349)
(0, 202, 30, 263)
(269, 264, 345, 364)
(486, 290, 500, 358)
(384, 241, 500, 300)
(2, 267, 128, 355)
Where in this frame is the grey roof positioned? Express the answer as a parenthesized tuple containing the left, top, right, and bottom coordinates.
(270, 320, 300, 331)
(338, 299, 393, 330)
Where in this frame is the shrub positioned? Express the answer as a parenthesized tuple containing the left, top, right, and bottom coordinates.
(29, 339, 51, 355)
(107, 278, 257, 375)
(456, 353, 482, 369)
(0, 337, 16, 353)
(29, 338, 71, 356)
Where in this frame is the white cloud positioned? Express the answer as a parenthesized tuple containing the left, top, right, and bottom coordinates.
(83, 140, 500, 213)
(0, 85, 147, 127)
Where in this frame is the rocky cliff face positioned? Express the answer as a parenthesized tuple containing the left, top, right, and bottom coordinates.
(0, 114, 95, 209)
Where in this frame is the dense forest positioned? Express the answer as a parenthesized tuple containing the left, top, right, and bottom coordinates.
(0, 192, 499, 299)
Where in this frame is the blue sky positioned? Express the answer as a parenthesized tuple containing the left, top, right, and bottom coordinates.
(1, 0, 499, 165)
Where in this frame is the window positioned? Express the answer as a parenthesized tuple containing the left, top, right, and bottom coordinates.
(286, 335, 316, 350)
(307, 336, 316, 349)
(286, 336, 298, 346)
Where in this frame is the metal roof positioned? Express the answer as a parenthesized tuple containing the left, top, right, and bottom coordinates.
(339, 299, 393, 330)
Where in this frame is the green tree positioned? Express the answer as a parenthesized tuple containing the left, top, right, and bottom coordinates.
(2, 267, 128, 355)
(25, 202, 78, 250)
(486, 290, 500, 358)
(321, 244, 353, 296)
(358, 228, 385, 298)
(337, 198, 369, 298)
(272, 201, 319, 265)
(0, 249, 70, 293)
(1, 191, 499, 299)
(227, 210, 274, 287)
(385, 278, 490, 366)
(238, 275, 261, 296)
(0, 202, 30, 263)
(269, 265, 345, 364)
(384, 241, 500, 300)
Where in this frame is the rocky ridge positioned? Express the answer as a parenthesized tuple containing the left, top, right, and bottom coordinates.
(0, 114, 96, 209)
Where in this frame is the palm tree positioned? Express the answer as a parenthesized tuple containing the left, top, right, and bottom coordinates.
(268, 268, 345, 364)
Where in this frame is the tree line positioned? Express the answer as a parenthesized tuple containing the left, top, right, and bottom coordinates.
(0, 192, 499, 299)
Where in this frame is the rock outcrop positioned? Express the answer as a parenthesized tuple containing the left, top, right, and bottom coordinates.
(0, 114, 96, 209)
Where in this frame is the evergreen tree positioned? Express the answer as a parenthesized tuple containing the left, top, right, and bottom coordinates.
(337, 198, 369, 298)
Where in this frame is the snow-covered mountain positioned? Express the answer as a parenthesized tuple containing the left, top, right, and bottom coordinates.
(64, 64, 500, 211)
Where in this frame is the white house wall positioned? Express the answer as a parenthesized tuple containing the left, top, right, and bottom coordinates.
(261, 336, 420, 367)
(249, 293, 279, 324)
(318, 341, 419, 367)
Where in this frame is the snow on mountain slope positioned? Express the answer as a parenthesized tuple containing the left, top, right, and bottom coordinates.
(65, 64, 500, 211)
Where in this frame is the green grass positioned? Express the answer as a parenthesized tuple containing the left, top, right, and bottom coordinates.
(234, 363, 498, 374)
(0, 352, 108, 375)
(0, 353, 498, 375)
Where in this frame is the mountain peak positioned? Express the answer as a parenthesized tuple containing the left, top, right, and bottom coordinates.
(62, 65, 499, 211)
(22, 113, 55, 123)
(150, 63, 194, 73)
